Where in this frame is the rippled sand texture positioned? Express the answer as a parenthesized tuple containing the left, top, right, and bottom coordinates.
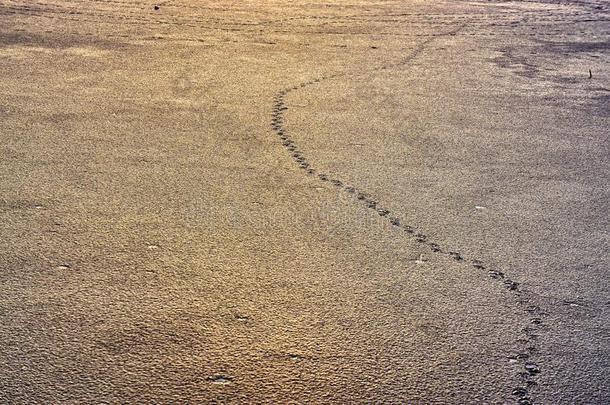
(1, 1, 609, 403)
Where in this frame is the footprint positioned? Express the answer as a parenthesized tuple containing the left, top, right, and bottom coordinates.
(402, 225, 415, 234)
(428, 243, 441, 252)
(563, 299, 587, 308)
(524, 362, 540, 374)
(288, 353, 303, 361)
(448, 251, 463, 261)
(489, 269, 505, 279)
(472, 259, 485, 270)
(207, 375, 232, 385)
(235, 314, 249, 322)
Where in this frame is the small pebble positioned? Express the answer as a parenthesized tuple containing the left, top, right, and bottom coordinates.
(415, 254, 426, 264)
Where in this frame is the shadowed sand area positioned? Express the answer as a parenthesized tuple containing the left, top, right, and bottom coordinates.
(1, 1, 609, 403)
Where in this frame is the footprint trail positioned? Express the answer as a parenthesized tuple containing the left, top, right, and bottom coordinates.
(270, 26, 545, 405)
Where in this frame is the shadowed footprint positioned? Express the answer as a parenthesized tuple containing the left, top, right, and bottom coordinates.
(207, 375, 232, 385)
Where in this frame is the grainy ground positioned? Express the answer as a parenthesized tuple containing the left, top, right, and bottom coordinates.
(0, 1, 608, 403)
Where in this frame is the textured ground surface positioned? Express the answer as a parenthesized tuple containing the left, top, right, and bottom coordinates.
(1, 0, 609, 403)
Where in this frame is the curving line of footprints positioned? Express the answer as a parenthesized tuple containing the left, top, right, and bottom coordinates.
(270, 27, 545, 405)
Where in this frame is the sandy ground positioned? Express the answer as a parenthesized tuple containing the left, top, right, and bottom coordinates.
(1, 0, 609, 403)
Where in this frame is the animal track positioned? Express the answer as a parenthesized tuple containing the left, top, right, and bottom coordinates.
(270, 25, 545, 403)
(3, 1, 608, 43)
(207, 375, 232, 385)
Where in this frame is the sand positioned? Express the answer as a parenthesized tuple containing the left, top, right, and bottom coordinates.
(1, 0, 609, 403)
